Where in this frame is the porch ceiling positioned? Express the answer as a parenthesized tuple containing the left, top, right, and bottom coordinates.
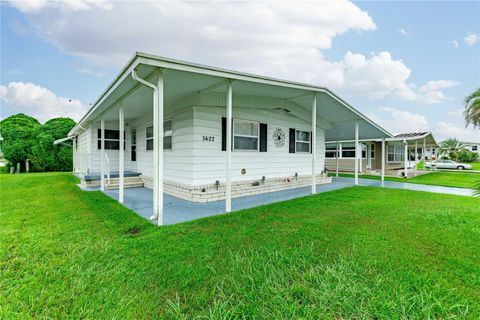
(77, 53, 391, 141)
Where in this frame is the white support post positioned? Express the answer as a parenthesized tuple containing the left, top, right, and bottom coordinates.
(100, 119, 105, 191)
(119, 104, 125, 203)
(311, 93, 317, 194)
(414, 140, 418, 177)
(226, 80, 233, 212)
(335, 140, 339, 178)
(381, 138, 385, 182)
(423, 138, 426, 174)
(354, 121, 359, 185)
(404, 142, 408, 178)
(148, 72, 165, 226)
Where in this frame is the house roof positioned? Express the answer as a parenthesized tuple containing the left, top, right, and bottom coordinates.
(326, 131, 439, 147)
(69, 52, 392, 141)
(394, 132, 429, 138)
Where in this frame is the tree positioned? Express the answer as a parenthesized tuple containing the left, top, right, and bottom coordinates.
(464, 88, 480, 128)
(31, 118, 76, 172)
(438, 138, 467, 160)
(0, 114, 75, 172)
(0, 114, 41, 170)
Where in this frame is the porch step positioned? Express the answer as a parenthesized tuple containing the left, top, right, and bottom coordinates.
(105, 176, 144, 190)
(106, 182, 144, 190)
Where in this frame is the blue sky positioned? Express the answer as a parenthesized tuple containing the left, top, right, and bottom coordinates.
(1, 0, 479, 141)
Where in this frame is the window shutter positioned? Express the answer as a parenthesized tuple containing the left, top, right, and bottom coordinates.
(221, 117, 227, 151)
(289, 128, 295, 153)
(259, 123, 267, 152)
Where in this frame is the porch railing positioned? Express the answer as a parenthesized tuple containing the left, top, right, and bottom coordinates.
(104, 153, 111, 185)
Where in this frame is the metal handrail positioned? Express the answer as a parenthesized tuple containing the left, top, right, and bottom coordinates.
(104, 153, 110, 185)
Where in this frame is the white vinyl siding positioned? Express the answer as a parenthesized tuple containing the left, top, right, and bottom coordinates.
(190, 105, 325, 186)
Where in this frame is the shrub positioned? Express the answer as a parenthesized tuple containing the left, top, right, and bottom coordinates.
(456, 150, 479, 162)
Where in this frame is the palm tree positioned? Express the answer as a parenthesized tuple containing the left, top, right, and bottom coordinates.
(438, 138, 467, 160)
(464, 88, 480, 128)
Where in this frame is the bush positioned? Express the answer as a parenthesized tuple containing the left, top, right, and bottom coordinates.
(456, 150, 479, 162)
(0, 114, 76, 172)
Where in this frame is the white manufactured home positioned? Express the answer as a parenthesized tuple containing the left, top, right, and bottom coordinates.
(64, 52, 391, 225)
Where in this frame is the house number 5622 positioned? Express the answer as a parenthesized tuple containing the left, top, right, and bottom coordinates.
(202, 136, 215, 142)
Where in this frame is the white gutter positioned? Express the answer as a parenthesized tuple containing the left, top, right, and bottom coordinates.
(130, 68, 160, 221)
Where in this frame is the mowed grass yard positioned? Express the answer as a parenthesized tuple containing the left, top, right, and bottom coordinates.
(1, 173, 480, 319)
(331, 171, 479, 189)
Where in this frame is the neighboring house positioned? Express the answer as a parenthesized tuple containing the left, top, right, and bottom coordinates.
(463, 142, 480, 155)
(325, 132, 439, 178)
(59, 52, 391, 225)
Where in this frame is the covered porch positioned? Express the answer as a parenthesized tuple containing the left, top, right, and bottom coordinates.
(325, 132, 439, 179)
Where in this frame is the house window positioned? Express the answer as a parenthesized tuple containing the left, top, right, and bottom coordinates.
(131, 129, 136, 161)
(387, 144, 404, 163)
(233, 119, 259, 151)
(295, 130, 310, 153)
(370, 143, 375, 159)
(146, 120, 173, 151)
(325, 145, 338, 158)
(97, 129, 121, 150)
(341, 144, 355, 158)
(472, 145, 478, 151)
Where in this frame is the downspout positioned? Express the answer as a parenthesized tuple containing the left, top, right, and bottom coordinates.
(131, 68, 159, 221)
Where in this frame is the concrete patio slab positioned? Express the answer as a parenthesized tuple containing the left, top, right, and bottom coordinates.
(103, 176, 475, 225)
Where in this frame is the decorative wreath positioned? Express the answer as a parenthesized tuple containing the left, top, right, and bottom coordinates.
(272, 127, 286, 148)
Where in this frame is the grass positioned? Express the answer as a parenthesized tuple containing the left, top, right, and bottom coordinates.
(1, 173, 480, 319)
(330, 171, 480, 189)
(468, 162, 480, 170)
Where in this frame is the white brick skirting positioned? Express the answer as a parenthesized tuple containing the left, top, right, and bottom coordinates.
(142, 174, 332, 202)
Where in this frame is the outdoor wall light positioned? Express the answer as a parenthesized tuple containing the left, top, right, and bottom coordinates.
(241, 168, 247, 175)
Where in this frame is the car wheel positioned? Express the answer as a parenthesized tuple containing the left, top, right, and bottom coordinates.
(457, 166, 465, 170)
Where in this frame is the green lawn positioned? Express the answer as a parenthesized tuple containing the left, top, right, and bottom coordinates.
(330, 171, 480, 189)
(469, 162, 480, 170)
(1, 173, 480, 319)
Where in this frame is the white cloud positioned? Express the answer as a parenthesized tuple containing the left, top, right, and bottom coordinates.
(446, 108, 464, 118)
(0, 82, 87, 122)
(434, 121, 480, 142)
(368, 107, 430, 135)
(394, 80, 460, 104)
(369, 107, 480, 142)
(397, 28, 408, 36)
(8, 0, 113, 13)
(464, 33, 480, 46)
(452, 40, 459, 48)
(77, 67, 104, 77)
(7, 0, 457, 104)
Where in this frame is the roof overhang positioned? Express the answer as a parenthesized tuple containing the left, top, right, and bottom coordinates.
(69, 52, 392, 141)
(326, 131, 439, 147)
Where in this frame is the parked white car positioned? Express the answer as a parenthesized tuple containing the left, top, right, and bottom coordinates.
(426, 159, 472, 170)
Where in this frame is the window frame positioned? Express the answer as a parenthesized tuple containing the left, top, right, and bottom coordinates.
(97, 128, 122, 150)
(146, 119, 173, 151)
(295, 129, 311, 153)
(233, 118, 260, 152)
(387, 144, 405, 163)
(325, 145, 338, 158)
